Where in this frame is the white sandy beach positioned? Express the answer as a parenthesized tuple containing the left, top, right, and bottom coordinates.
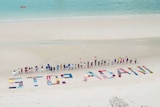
(0, 15, 160, 107)
(0, 15, 160, 42)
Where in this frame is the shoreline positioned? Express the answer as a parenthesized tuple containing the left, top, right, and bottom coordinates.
(1, 13, 160, 23)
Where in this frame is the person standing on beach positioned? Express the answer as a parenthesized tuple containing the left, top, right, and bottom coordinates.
(91, 62, 93, 67)
(108, 59, 110, 65)
(114, 58, 116, 64)
(118, 57, 122, 64)
(77, 63, 79, 69)
(122, 58, 125, 64)
(130, 59, 132, 64)
(50, 66, 53, 71)
(94, 56, 97, 66)
(20, 68, 23, 74)
(101, 59, 103, 66)
(98, 61, 100, 66)
(12, 70, 17, 76)
(87, 61, 89, 68)
(53, 67, 55, 71)
(63, 64, 65, 70)
(72, 64, 74, 70)
(126, 56, 129, 63)
(104, 60, 106, 66)
(41, 66, 44, 72)
(83, 62, 86, 69)
(25, 67, 28, 73)
(134, 58, 137, 64)
(80, 62, 83, 68)
(56, 64, 60, 71)
(74, 64, 77, 69)
(60, 64, 62, 70)
(17, 68, 21, 74)
(35, 66, 38, 72)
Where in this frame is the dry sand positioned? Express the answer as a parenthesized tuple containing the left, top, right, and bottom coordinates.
(0, 15, 160, 107)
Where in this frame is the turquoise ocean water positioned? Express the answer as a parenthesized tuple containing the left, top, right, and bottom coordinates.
(0, 0, 160, 21)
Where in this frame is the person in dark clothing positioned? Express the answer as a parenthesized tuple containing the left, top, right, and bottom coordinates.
(134, 58, 137, 64)
(87, 61, 89, 68)
(126, 57, 129, 63)
(114, 58, 116, 64)
(104, 60, 106, 66)
(98, 61, 100, 66)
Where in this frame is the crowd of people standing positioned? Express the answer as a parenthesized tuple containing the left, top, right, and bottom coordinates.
(12, 56, 137, 76)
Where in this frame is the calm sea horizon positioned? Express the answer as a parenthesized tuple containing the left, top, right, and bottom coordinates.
(0, 0, 160, 21)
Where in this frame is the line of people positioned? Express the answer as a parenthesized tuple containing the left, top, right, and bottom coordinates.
(12, 56, 137, 75)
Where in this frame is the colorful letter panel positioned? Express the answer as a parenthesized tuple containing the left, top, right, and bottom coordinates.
(98, 70, 115, 79)
(9, 78, 23, 89)
(142, 66, 153, 74)
(27, 76, 43, 87)
(46, 75, 60, 85)
(118, 68, 131, 77)
(83, 71, 102, 82)
(128, 67, 138, 75)
(129, 66, 153, 75)
(60, 73, 73, 84)
(137, 66, 147, 74)
(61, 73, 73, 78)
